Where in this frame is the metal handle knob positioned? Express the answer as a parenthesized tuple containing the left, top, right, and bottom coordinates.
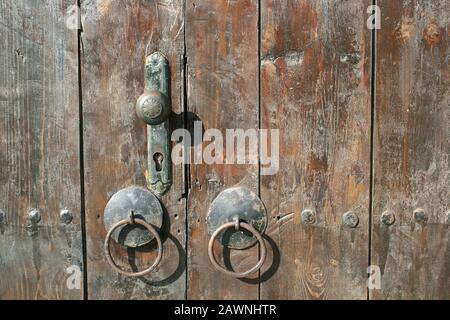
(208, 220, 266, 278)
(136, 90, 170, 125)
(104, 212, 163, 277)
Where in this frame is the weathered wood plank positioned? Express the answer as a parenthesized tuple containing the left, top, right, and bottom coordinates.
(371, 0, 450, 299)
(0, 0, 83, 299)
(81, 0, 186, 299)
(260, 0, 372, 299)
(185, 0, 260, 299)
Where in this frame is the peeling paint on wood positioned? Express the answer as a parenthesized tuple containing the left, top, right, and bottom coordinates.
(185, 0, 260, 299)
(260, 0, 372, 300)
(371, 0, 450, 300)
(1, 0, 448, 301)
(0, 0, 83, 299)
(81, 0, 186, 299)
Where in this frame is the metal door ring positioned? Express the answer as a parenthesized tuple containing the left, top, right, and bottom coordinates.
(103, 186, 163, 248)
(208, 220, 266, 278)
(104, 214, 163, 277)
(207, 186, 267, 250)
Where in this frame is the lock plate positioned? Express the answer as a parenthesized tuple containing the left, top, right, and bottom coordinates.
(207, 187, 267, 250)
(136, 52, 172, 195)
(103, 186, 163, 248)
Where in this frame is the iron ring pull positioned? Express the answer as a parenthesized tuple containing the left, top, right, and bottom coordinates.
(208, 220, 267, 278)
(104, 212, 163, 277)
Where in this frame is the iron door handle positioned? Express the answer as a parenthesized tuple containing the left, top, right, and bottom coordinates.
(104, 211, 163, 277)
(208, 218, 267, 278)
(207, 187, 268, 278)
(103, 186, 164, 277)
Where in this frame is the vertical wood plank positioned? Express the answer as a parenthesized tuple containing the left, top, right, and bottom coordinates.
(260, 0, 372, 299)
(371, 0, 449, 299)
(81, 0, 186, 299)
(0, 0, 83, 299)
(185, 0, 260, 299)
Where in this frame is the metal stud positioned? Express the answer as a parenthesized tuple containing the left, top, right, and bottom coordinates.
(60, 209, 73, 224)
(413, 208, 428, 224)
(26, 209, 41, 237)
(28, 209, 41, 223)
(301, 209, 316, 225)
(343, 211, 359, 228)
(381, 211, 395, 226)
(0, 209, 5, 223)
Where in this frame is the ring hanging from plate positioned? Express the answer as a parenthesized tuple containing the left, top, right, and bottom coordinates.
(104, 211, 163, 277)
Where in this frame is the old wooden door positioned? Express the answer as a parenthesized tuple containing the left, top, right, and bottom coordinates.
(0, 0, 83, 299)
(0, 0, 448, 300)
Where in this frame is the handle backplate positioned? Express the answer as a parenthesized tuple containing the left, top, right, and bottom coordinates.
(136, 52, 172, 195)
(103, 186, 163, 248)
(207, 186, 267, 250)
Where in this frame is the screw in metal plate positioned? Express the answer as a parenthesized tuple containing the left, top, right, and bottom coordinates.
(413, 208, 428, 224)
(343, 211, 359, 228)
(60, 209, 73, 224)
(28, 209, 41, 224)
(381, 211, 395, 226)
(301, 209, 316, 225)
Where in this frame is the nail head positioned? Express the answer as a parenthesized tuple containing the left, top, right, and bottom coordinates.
(301, 209, 316, 225)
(28, 209, 41, 223)
(381, 211, 395, 226)
(413, 208, 428, 224)
(343, 211, 359, 228)
(60, 209, 73, 224)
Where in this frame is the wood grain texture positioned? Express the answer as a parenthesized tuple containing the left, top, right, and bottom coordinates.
(371, 0, 450, 299)
(0, 0, 83, 299)
(185, 0, 260, 299)
(81, 0, 186, 299)
(260, 0, 372, 299)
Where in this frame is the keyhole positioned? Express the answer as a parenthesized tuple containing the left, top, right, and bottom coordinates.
(153, 152, 164, 172)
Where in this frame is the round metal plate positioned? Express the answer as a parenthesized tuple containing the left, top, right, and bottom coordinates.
(104, 186, 163, 248)
(207, 186, 267, 250)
